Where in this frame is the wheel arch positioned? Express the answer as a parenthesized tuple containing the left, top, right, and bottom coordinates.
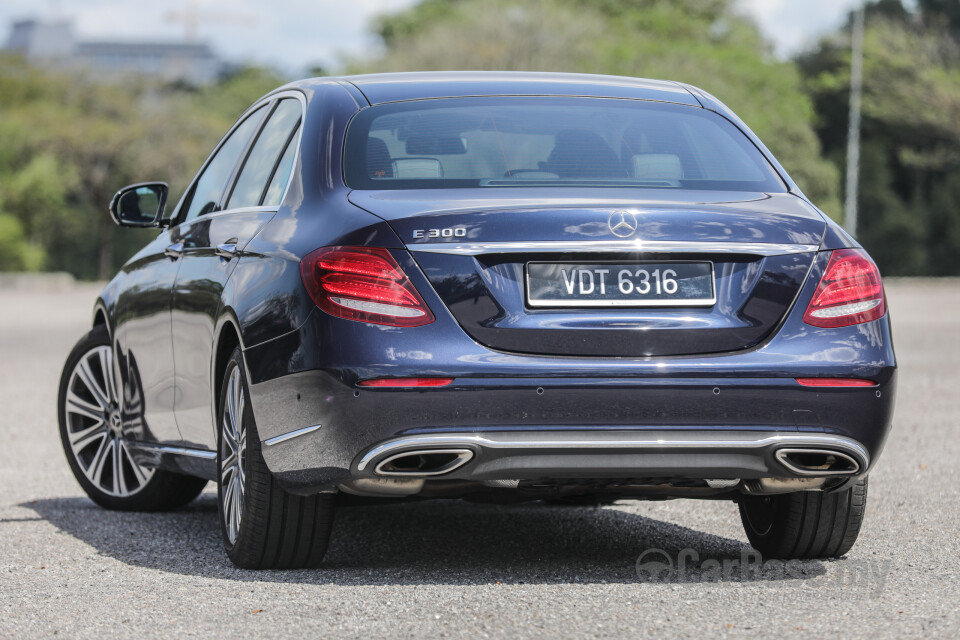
(93, 303, 109, 333)
(92, 276, 122, 338)
(212, 311, 245, 426)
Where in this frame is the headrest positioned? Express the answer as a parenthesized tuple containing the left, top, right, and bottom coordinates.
(367, 137, 393, 178)
(392, 158, 444, 178)
(631, 154, 682, 181)
(406, 135, 466, 155)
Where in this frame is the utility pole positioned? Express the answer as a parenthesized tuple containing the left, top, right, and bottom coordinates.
(165, 1, 255, 42)
(844, 3, 865, 238)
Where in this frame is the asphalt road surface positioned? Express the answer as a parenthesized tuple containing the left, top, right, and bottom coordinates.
(1, 279, 958, 639)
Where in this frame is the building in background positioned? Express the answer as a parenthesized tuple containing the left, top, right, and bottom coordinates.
(5, 18, 225, 85)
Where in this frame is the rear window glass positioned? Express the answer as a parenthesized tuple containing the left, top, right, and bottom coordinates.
(343, 97, 785, 192)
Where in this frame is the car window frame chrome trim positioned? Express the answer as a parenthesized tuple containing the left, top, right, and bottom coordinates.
(222, 95, 305, 212)
(167, 89, 308, 229)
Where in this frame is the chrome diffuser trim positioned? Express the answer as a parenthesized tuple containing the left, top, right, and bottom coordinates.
(262, 423, 323, 447)
(356, 432, 869, 473)
(409, 240, 819, 256)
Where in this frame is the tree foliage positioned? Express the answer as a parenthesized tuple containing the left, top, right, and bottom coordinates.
(357, 0, 840, 214)
(0, 55, 283, 279)
(1, 0, 958, 278)
(799, 0, 960, 275)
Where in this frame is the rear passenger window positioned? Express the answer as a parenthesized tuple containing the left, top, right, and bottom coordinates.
(262, 125, 300, 207)
(180, 105, 266, 223)
(227, 99, 302, 209)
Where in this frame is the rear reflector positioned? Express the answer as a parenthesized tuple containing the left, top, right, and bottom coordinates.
(300, 246, 435, 327)
(357, 377, 454, 388)
(803, 249, 886, 328)
(795, 378, 877, 387)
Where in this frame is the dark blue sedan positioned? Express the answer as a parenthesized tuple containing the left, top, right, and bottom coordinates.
(57, 72, 895, 568)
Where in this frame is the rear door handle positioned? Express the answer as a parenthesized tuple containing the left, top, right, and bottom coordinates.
(164, 242, 184, 259)
(215, 238, 240, 259)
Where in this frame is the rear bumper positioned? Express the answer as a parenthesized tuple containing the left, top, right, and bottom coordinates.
(245, 268, 897, 494)
(351, 430, 870, 481)
(252, 369, 894, 494)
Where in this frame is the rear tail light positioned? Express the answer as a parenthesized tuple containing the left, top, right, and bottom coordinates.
(802, 249, 886, 328)
(300, 246, 435, 327)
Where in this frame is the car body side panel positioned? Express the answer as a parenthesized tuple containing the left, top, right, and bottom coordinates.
(819, 219, 859, 251)
(111, 229, 183, 445)
(170, 209, 276, 449)
(226, 82, 401, 355)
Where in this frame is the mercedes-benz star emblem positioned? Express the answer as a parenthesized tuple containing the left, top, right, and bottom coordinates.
(608, 210, 638, 238)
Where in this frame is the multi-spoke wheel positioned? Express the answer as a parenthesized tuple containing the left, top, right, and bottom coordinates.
(63, 343, 154, 497)
(58, 326, 207, 511)
(217, 346, 335, 569)
(219, 365, 247, 544)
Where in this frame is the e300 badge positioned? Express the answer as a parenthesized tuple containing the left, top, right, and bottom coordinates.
(412, 227, 468, 239)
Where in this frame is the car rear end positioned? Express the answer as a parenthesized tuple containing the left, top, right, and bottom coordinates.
(252, 91, 896, 507)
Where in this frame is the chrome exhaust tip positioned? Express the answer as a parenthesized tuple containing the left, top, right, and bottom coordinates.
(374, 449, 474, 477)
(775, 448, 862, 476)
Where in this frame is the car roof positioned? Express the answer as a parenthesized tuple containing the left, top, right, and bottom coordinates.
(322, 71, 702, 107)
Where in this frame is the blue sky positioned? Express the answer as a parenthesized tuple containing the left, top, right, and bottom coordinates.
(2, 0, 865, 75)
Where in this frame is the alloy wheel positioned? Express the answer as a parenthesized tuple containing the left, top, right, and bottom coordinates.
(63, 345, 154, 497)
(220, 365, 247, 545)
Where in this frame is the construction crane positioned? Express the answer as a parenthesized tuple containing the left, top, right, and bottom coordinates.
(164, 1, 256, 42)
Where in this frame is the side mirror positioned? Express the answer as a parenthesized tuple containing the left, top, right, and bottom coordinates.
(109, 182, 169, 228)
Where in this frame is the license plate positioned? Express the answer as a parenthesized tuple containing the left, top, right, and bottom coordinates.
(526, 262, 716, 307)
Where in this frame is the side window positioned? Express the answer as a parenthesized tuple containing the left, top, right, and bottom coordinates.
(262, 124, 300, 207)
(179, 105, 266, 224)
(226, 99, 302, 210)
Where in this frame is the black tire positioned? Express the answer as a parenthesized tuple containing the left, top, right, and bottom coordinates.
(217, 347, 335, 569)
(738, 477, 868, 559)
(58, 326, 207, 511)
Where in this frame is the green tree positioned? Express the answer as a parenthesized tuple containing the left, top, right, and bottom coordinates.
(0, 55, 284, 279)
(0, 213, 44, 271)
(356, 0, 840, 214)
(799, 2, 960, 275)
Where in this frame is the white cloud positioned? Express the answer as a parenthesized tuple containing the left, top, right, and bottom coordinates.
(3, 0, 871, 73)
(3, 0, 417, 74)
(737, 0, 864, 57)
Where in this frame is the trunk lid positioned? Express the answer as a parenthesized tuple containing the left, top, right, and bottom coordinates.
(349, 188, 825, 357)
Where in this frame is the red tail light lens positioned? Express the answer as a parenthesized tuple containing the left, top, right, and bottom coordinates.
(796, 378, 876, 387)
(300, 246, 435, 327)
(802, 249, 886, 328)
(357, 377, 454, 388)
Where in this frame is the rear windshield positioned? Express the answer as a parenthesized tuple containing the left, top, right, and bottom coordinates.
(343, 97, 785, 192)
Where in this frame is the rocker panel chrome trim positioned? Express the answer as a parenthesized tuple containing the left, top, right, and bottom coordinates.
(130, 442, 218, 460)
